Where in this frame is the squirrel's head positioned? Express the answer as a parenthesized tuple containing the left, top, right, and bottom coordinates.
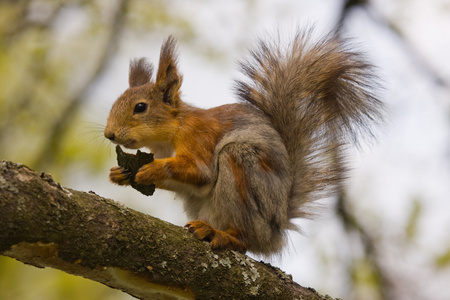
(104, 36, 182, 150)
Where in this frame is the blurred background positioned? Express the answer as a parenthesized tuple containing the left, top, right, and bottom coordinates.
(1, 0, 450, 299)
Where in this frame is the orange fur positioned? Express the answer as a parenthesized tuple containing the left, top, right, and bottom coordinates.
(228, 156, 249, 205)
(134, 107, 234, 188)
(258, 156, 276, 173)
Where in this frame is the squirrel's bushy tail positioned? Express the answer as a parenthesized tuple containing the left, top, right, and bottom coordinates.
(235, 29, 384, 223)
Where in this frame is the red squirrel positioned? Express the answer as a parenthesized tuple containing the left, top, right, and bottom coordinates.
(104, 31, 384, 255)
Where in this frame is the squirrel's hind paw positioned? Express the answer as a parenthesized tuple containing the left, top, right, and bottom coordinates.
(185, 220, 247, 254)
(109, 166, 131, 185)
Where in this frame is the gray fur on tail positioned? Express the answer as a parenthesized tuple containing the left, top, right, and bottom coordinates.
(235, 29, 384, 222)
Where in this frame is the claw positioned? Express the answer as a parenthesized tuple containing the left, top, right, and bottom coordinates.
(185, 221, 215, 242)
(185, 221, 247, 254)
(109, 166, 131, 185)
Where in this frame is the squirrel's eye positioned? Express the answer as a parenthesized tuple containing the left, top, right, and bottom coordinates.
(133, 102, 147, 114)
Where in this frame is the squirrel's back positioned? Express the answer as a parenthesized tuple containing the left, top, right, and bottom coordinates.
(184, 103, 292, 254)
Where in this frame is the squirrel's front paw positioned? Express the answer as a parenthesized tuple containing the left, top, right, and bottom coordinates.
(109, 166, 131, 185)
(135, 163, 156, 185)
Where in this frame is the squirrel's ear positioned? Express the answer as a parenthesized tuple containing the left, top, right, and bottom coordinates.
(129, 58, 153, 87)
(155, 36, 182, 106)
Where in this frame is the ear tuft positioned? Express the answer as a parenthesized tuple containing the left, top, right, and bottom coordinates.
(155, 36, 182, 106)
(156, 36, 179, 81)
(129, 58, 154, 87)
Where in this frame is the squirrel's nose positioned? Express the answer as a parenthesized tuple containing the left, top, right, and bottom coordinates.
(104, 131, 115, 141)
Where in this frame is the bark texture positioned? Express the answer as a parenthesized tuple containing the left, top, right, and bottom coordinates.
(0, 160, 337, 300)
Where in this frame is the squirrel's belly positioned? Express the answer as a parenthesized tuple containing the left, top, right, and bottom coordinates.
(161, 179, 213, 199)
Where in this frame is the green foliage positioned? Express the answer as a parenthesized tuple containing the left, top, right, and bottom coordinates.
(0, 0, 195, 180)
(0, 0, 195, 298)
(350, 257, 384, 300)
(435, 249, 450, 269)
(127, 0, 194, 36)
(0, 256, 127, 300)
(405, 198, 422, 241)
(0, 1, 109, 173)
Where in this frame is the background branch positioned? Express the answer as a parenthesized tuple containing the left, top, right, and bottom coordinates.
(32, 0, 129, 170)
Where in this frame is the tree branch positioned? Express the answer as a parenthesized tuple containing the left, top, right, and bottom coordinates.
(0, 160, 336, 300)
